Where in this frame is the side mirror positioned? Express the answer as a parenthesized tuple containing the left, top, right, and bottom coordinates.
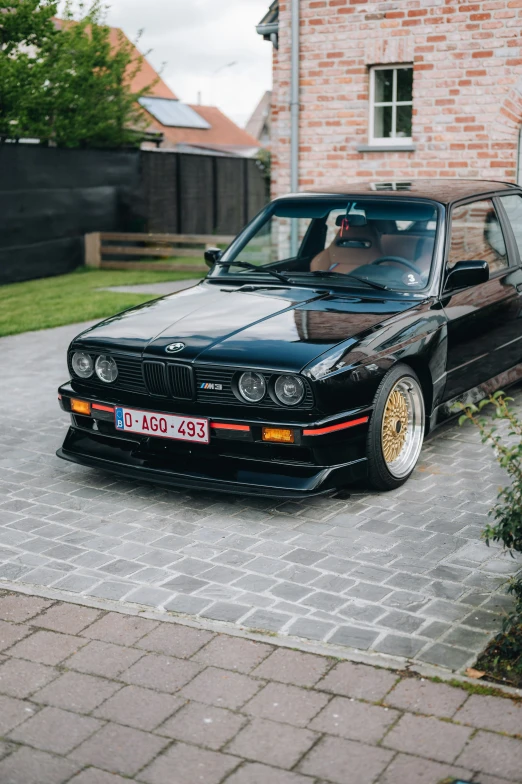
(204, 247, 223, 268)
(444, 260, 489, 292)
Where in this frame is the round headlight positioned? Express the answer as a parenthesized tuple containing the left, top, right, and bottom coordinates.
(72, 351, 93, 379)
(274, 374, 305, 406)
(238, 371, 266, 403)
(95, 355, 118, 384)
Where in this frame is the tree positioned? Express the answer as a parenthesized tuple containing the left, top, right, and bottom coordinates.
(0, 0, 58, 139)
(0, 0, 155, 148)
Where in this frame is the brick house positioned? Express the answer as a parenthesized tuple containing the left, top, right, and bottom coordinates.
(257, 0, 522, 197)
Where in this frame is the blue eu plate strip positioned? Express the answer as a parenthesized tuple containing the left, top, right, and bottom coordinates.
(115, 407, 124, 430)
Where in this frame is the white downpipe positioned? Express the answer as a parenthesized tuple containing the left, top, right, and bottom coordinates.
(290, 0, 300, 255)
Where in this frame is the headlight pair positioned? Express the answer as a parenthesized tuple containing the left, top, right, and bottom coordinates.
(71, 352, 118, 384)
(237, 371, 305, 407)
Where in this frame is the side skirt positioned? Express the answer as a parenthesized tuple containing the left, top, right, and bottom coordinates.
(429, 362, 522, 431)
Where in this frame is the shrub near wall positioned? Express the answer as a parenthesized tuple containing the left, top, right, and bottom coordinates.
(460, 394, 522, 686)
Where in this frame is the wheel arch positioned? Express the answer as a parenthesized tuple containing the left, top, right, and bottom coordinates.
(393, 356, 434, 431)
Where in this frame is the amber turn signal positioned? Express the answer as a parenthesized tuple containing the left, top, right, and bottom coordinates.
(262, 427, 295, 444)
(70, 398, 91, 415)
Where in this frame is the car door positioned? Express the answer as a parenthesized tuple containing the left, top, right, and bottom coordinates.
(442, 197, 522, 401)
(494, 192, 522, 373)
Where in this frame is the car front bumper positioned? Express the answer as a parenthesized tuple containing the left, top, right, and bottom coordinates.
(57, 383, 371, 498)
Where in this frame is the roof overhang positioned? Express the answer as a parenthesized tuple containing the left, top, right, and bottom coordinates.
(256, 0, 278, 48)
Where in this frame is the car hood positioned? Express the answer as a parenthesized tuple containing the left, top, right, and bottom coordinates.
(73, 281, 421, 372)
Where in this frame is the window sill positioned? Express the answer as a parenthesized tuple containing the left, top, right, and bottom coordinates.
(357, 144, 416, 153)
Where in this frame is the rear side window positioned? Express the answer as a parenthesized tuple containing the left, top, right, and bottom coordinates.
(500, 194, 522, 263)
(448, 199, 507, 274)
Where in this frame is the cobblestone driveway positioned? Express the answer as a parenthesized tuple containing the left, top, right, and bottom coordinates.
(1, 322, 521, 671)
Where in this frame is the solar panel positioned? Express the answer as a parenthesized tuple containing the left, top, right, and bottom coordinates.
(139, 98, 211, 130)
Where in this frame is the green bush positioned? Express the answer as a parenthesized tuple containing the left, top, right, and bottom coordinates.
(460, 392, 522, 663)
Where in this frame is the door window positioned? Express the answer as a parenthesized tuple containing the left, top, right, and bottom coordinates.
(500, 193, 522, 263)
(448, 199, 507, 274)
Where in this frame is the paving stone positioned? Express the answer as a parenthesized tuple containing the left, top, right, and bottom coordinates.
(32, 671, 120, 713)
(67, 770, 131, 784)
(11, 706, 98, 759)
(94, 684, 183, 730)
(251, 648, 331, 687)
(385, 677, 468, 718)
(227, 717, 318, 769)
(298, 735, 393, 784)
(80, 611, 158, 645)
(200, 601, 251, 623)
(121, 653, 201, 693)
(8, 629, 86, 665)
(382, 712, 473, 763)
(0, 746, 80, 784)
(0, 657, 58, 698)
(30, 603, 100, 635)
(135, 623, 213, 658)
(0, 693, 38, 734)
(243, 682, 329, 727)
(139, 741, 239, 784)
(163, 594, 212, 615)
(456, 730, 522, 780)
(65, 640, 143, 678)
(0, 594, 52, 623)
(0, 619, 32, 651)
(454, 693, 522, 736)
(224, 762, 314, 784)
(286, 617, 335, 641)
(192, 634, 272, 673)
(71, 722, 169, 777)
(243, 609, 291, 632)
(378, 753, 474, 784)
(328, 626, 380, 650)
(373, 634, 425, 658)
(318, 661, 398, 701)
(309, 694, 399, 742)
(158, 701, 246, 749)
(416, 643, 473, 670)
(179, 665, 261, 710)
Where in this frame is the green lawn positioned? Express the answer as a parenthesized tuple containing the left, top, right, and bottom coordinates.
(0, 267, 204, 338)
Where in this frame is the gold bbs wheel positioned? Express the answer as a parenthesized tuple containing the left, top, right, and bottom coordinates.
(380, 377, 424, 479)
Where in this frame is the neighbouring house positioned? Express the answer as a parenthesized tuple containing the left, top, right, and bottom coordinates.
(257, 0, 522, 197)
(55, 19, 261, 157)
(245, 90, 272, 148)
(112, 26, 261, 157)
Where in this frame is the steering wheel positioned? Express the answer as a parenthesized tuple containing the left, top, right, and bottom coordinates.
(370, 256, 422, 275)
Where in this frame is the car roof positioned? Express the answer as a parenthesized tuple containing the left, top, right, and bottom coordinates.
(291, 179, 520, 205)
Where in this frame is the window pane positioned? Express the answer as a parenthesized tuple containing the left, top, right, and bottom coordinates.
(374, 105, 393, 138)
(396, 104, 412, 138)
(396, 67, 413, 101)
(449, 200, 507, 274)
(500, 194, 522, 261)
(374, 69, 393, 103)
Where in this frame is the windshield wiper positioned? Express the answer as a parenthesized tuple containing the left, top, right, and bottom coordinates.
(306, 270, 391, 291)
(215, 261, 291, 285)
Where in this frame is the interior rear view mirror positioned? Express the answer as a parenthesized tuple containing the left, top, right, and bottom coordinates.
(444, 260, 489, 292)
(204, 247, 223, 268)
(335, 214, 367, 227)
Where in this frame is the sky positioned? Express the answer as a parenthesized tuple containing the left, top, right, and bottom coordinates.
(102, 0, 273, 128)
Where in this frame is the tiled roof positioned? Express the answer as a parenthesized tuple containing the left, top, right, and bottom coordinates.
(145, 104, 260, 150)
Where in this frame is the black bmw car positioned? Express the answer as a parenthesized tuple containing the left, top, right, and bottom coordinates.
(57, 180, 522, 497)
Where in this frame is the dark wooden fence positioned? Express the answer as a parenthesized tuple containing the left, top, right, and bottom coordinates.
(0, 145, 268, 284)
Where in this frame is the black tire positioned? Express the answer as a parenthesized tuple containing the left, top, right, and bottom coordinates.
(366, 363, 425, 491)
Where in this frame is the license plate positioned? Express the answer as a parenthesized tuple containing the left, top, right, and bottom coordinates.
(115, 407, 209, 444)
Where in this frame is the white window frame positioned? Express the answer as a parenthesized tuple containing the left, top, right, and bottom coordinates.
(368, 64, 413, 146)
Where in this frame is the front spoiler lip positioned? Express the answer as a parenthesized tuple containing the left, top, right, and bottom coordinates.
(56, 431, 368, 499)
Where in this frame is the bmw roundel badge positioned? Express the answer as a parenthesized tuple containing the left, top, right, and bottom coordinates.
(165, 342, 185, 353)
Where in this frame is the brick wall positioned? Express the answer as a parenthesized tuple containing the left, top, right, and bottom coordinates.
(271, 0, 522, 197)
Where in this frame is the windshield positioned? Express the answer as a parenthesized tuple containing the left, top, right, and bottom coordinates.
(212, 197, 440, 292)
